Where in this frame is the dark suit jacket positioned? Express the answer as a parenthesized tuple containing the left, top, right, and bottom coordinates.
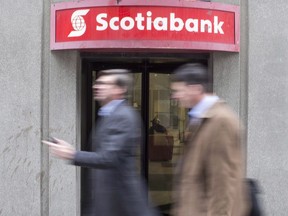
(73, 101, 158, 216)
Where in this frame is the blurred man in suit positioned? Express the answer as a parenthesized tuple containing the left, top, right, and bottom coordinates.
(43, 69, 158, 216)
(170, 63, 250, 216)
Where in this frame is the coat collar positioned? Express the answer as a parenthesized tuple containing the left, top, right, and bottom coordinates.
(188, 95, 219, 120)
(184, 100, 227, 142)
(200, 99, 227, 119)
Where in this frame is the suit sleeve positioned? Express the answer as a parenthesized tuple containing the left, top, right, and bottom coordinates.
(72, 113, 138, 169)
(206, 118, 243, 215)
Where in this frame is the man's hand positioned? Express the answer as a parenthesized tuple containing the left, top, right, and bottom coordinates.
(42, 137, 76, 160)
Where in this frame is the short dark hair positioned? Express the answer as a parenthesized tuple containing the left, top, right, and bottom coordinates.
(171, 63, 209, 85)
(97, 69, 133, 98)
(171, 63, 211, 92)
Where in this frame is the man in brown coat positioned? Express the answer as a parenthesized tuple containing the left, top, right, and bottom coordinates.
(170, 63, 250, 216)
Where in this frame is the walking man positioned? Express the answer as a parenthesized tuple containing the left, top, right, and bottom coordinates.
(170, 63, 250, 216)
(43, 69, 158, 216)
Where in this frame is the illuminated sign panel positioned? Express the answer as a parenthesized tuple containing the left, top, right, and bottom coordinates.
(51, 1, 239, 52)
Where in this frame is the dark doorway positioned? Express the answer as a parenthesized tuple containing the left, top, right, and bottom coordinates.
(80, 53, 210, 215)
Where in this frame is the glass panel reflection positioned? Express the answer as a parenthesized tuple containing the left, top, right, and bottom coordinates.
(148, 72, 187, 215)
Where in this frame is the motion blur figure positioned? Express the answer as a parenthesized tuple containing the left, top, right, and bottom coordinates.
(170, 63, 250, 216)
(43, 69, 159, 216)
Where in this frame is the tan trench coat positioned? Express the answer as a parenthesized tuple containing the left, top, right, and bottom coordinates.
(172, 101, 250, 216)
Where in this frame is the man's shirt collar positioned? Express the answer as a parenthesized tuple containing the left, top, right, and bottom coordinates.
(188, 95, 219, 120)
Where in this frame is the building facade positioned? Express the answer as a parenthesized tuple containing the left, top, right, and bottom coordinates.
(0, 0, 287, 215)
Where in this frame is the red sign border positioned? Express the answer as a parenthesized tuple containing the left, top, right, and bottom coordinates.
(50, 0, 240, 52)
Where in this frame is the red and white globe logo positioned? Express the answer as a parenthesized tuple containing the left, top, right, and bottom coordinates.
(68, 9, 90, 37)
(72, 15, 85, 31)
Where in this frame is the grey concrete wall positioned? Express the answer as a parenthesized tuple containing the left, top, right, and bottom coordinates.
(0, 0, 79, 215)
(0, 1, 43, 215)
(212, 53, 241, 114)
(210, 0, 249, 154)
(211, 1, 242, 114)
(247, 1, 288, 215)
(48, 51, 79, 216)
(43, 0, 80, 214)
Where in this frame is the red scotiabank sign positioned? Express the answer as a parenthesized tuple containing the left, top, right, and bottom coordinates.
(51, 1, 240, 52)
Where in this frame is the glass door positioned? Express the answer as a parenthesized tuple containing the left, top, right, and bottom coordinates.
(147, 69, 187, 216)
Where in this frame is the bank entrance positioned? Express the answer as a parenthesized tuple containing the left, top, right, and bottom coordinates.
(80, 53, 210, 215)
